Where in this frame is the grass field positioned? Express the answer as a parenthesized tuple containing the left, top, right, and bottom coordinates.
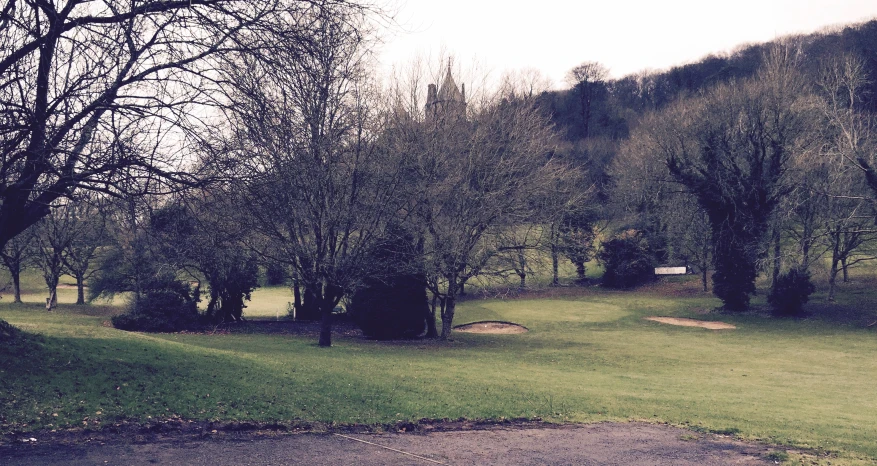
(2, 272, 877, 465)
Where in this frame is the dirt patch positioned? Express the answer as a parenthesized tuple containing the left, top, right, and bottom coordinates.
(454, 321, 528, 334)
(645, 316, 736, 330)
(0, 421, 793, 465)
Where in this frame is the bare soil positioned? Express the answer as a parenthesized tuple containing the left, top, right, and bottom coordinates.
(0, 421, 781, 465)
(645, 316, 737, 330)
(454, 321, 529, 334)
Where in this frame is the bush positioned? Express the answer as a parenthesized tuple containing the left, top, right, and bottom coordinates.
(203, 253, 260, 324)
(348, 227, 427, 340)
(768, 268, 815, 317)
(598, 230, 658, 288)
(349, 273, 429, 340)
(111, 275, 199, 332)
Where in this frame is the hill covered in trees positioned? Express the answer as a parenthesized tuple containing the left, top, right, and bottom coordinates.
(541, 19, 877, 192)
(542, 18, 877, 312)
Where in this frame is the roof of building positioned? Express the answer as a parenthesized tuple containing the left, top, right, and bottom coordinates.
(437, 67, 464, 103)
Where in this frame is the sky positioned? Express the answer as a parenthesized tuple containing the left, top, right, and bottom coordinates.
(376, 0, 877, 89)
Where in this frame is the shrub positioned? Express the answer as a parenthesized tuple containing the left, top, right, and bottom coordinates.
(203, 253, 260, 324)
(768, 268, 815, 317)
(598, 230, 658, 288)
(111, 275, 199, 332)
(349, 273, 429, 340)
(348, 227, 427, 340)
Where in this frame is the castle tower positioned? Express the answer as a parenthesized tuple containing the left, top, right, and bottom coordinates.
(425, 63, 466, 122)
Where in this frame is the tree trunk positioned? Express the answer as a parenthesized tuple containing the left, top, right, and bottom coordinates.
(45, 264, 61, 310)
(701, 241, 710, 292)
(11, 270, 21, 304)
(440, 278, 458, 340)
(517, 250, 527, 288)
(551, 243, 559, 286)
(771, 228, 781, 286)
(841, 257, 849, 283)
(318, 304, 333, 347)
(299, 287, 320, 321)
(318, 284, 335, 347)
(75, 273, 86, 305)
(425, 295, 439, 338)
(440, 295, 456, 340)
(579, 89, 592, 140)
(828, 257, 840, 302)
(292, 279, 302, 317)
(801, 237, 811, 273)
(828, 235, 840, 302)
(317, 284, 342, 347)
(208, 293, 220, 321)
(46, 284, 57, 310)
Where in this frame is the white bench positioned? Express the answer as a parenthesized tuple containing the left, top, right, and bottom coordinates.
(654, 266, 689, 276)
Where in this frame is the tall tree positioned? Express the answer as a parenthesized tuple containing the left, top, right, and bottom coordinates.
(220, 8, 400, 346)
(0, 0, 368, 251)
(625, 47, 817, 311)
(566, 62, 609, 140)
(396, 90, 569, 339)
(817, 53, 877, 299)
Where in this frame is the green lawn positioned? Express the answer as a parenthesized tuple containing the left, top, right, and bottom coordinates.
(1, 276, 876, 465)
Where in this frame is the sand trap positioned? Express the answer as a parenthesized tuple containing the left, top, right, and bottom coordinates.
(454, 321, 529, 334)
(645, 316, 736, 330)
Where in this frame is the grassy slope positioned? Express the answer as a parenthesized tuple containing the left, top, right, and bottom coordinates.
(1, 277, 876, 464)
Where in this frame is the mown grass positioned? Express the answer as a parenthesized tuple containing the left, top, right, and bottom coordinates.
(1, 275, 876, 465)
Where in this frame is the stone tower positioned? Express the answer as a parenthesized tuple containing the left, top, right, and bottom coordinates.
(425, 64, 466, 122)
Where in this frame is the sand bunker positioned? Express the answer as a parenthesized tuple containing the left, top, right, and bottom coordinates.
(454, 321, 529, 334)
(645, 316, 736, 330)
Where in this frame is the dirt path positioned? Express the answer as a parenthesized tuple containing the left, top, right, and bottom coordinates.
(1, 423, 774, 465)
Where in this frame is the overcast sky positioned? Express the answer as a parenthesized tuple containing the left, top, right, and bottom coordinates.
(377, 0, 877, 89)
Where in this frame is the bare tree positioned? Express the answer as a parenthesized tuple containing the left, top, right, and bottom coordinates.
(218, 8, 401, 346)
(0, 225, 36, 303)
(498, 68, 553, 101)
(490, 224, 549, 290)
(0, 0, 371, 252)
(34, 206, 76, 309)
(817, 54, 877, 197)
(60, 196, 110, 304)
(566, 62, 609, 140)
(396, 89, 569, 339)
(817, 53, 877, 299)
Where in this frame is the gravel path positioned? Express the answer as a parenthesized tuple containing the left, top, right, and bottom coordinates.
(1, 423, 775, 465)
